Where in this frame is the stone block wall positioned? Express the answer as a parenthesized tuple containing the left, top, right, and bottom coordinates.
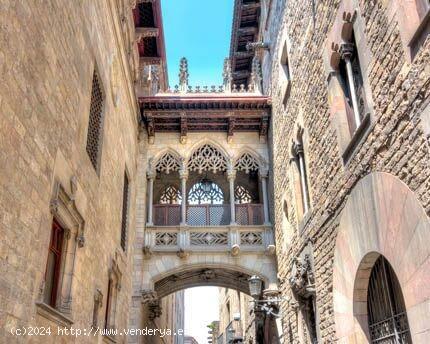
(261, 0, 430, 342)
(0, 0, 140, 343)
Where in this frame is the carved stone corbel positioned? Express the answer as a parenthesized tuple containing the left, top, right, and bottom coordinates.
(246, 41, 270, 52)
(142, 245, 153, 259)
(177, 248, 189, 259)
(231, 244, 240, 256)
(180, 114, 187, 144)
(141, 290, 158, 304)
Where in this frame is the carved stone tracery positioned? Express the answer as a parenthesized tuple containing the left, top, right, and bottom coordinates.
(187, 144, 228, 173)
(155, 152, 181, 174)
(235, 152, 260, 174)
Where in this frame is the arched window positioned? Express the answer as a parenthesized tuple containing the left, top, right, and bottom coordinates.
(188, 180, 224, 205)
(159, 185, 182, 204)
(235, 152, 260, 174)
(234, 185, 253, 204)
(367, 256, 411, 343)
(154, 152, 181, 174)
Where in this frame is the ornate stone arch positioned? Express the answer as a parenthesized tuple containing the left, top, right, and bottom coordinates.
(141, 258, 278, 299)
(332, 172, 430, 343)
(186, 141, 230, 173)
(150, 148, 183, 174)
(234, 148, 267, 173)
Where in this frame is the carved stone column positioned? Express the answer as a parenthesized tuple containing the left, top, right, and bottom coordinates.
(340, 42, 361, 128)
(259, 170, 270, 225)
(146, 171, 155, 226)
(227, 167, 237, 225)
(179, 168, 188, 226)
(293, 141, 310, 214)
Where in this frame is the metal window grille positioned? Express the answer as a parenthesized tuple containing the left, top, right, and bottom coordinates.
(367, 256, 412, 344)
(120, 173, 129, 251)
(86, 69, 104, 172)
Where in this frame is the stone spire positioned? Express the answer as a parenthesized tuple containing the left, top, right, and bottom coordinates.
(178, 57, 189, 93)
(222, 58, 232, 92)
(250, 56, 263, 94)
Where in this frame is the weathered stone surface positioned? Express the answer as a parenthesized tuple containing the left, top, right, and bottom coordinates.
(261, 0, 430, 342)
(0, 0, 139, 342)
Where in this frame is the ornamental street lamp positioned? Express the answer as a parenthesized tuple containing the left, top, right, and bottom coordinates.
(248, 275, 289, 318)
(248, 275, 263, 298)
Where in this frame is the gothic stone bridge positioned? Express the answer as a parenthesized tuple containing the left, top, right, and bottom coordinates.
(131, 58, 278, 326)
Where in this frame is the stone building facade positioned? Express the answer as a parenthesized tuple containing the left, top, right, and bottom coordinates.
(257, 0, 430, 343)
(0, 0, 145, 343)
(1, 0, 429, 343)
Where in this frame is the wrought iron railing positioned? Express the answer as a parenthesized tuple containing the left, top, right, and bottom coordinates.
(152, 204, 264, 226)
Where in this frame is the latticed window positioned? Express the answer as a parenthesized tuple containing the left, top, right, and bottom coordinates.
(367, 256, 411, 344)
(234, 185, 253, 204)
(188, 181, 224, 205)
(86, 69, 104, 173)
(120, 173, 129, 251)
(159, 185, 182, 204)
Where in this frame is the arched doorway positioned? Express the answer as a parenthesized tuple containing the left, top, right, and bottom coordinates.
(367, 255, 411, 343)
(332, 172, 430, 342)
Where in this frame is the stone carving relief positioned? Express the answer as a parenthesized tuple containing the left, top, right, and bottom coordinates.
(154, 152, 181, 174)
(235, 152, 260, 173)
(187, 144, 228, 173)
(155, 232, 178, 246)
(289, 254, 315, 297)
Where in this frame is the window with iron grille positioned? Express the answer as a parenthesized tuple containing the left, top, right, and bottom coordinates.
(120, 172, 129, 251)
(86, 69, 104, 173)
(367, 256, 411, 343)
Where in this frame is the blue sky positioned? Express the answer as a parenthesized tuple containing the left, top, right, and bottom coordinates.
(161, 0, 234, 87)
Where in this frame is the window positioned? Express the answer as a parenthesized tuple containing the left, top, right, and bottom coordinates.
(159, 185, 182, 204)
(120, 172, 130, 251)
(92, 289, 103, 328)
(300, 296, 318, 344)
(395, 0, 430, 59)
(38, 180, 84, 319)
(367, 256, 411, 343)
(44, 219, 65, 308)
(234, 185, 253, 204)
(104, 279, 113, 330)
(188, 180, 224, 205)
(86, 68, 104, 173)
(292, 128, 310, 219)
(104, 261, 121, 332)
(338, 31, 368, 134)
(280, 41, 292, 106)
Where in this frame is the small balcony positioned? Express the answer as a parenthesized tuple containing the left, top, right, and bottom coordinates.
(153, 204, 264, 227)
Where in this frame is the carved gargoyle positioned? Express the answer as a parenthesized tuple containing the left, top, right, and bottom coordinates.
(289, 254, 315, 297)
